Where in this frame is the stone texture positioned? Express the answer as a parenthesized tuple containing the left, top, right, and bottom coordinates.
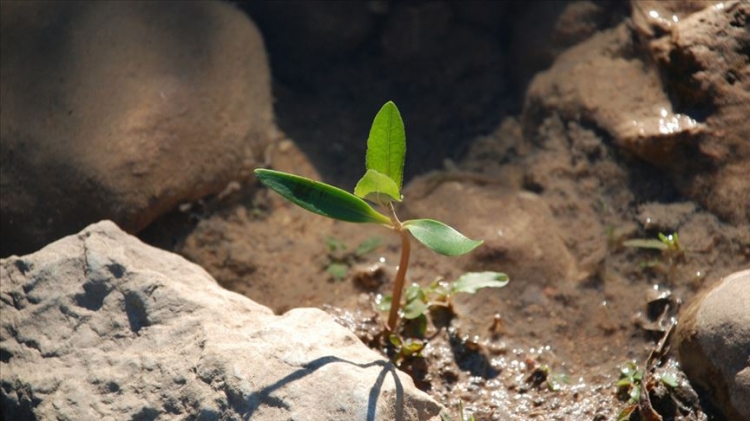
(0, 221, 443, 420)
(676, 269, 750, 421)
(642, 1, 750, 224)
(524, 23, 705, 166)
(0, 1, 275, 257)
(523, 1, 750, 224)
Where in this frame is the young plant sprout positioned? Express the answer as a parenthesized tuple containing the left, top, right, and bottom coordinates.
(623, 232, 684, 269)
(255, 101, 506, 332)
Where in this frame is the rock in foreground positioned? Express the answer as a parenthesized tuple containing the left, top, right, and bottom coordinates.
(0, 221, 442, 420)
(677, 269, 750, 421)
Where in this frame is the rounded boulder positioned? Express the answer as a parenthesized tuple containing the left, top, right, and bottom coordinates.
(0, 1, 274, 256)
(676, 269, 750, 420)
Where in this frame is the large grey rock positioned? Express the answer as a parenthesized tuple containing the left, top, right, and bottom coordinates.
(0, 221, 443, 420)
(0, 1, 275, 257)
(676, 269, 750, 421)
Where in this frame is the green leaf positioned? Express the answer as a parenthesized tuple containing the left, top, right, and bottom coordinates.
(366, 101, 406, 191)
(400, 338, 425, 356)
(255, 169, 391, 225)
(327, 263, 349, 281)
(619, 361, 638, 378)
(659, 373, 679, 388)
(403, 313, 428, 338)
(405, 284, 425, 302)
(623, 239, 668, 251)
(403, 219, 483, 256)
(451, 272, 509, 294)
(325, 236, 347, 252)
(354, 169, 402, 205)
(354, 236, 383, 256)
(375, 294, 392, 312)
(403, 297, 429, 320)
(658, 232, 680, 250)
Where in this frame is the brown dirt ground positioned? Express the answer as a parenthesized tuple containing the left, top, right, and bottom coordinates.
(139, 2, 750, 419)
(141, 114, 748, 420)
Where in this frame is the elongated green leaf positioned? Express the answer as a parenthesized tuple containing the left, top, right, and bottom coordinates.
(366, 101, 406, 190)
(354, 169, 402, 205)
(451, 272, 509, 295)
(403, 219, 483, 256)
(255, 169, 391, 225)
(622, 239, 668, 251)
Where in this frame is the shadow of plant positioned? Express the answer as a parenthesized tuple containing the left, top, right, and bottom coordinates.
(245, 356, 405, 421)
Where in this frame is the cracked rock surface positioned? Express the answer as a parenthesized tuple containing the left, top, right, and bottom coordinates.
(0, 221, 442, 420)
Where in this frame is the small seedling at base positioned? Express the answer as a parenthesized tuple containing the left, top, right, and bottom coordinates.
(623, 232, 684, 264)
(440, 400, 476, 421)
(375, 272, 510, 338)
(616, 360, 677, 421)
(623, 232, 687, 283)
(255, 101, 508, 334)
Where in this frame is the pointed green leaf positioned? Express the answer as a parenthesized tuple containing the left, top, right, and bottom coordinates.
(375, 294, 392, 312)
(403, 298, 429, 320)
(366, 101, 406, 190)
(622, 239, 668, 251)
(403, 219, 483, 256)
(354, 169, 402, 204)
(451, 272, 509, 295)
(255, 169, 391, 225)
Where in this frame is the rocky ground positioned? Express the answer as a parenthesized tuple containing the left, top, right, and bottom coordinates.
(2, 1, 749, 420)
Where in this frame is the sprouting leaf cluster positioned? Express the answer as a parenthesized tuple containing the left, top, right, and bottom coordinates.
(623, 231, 685, 270)
(375, 272, 508, 362)
(615, 361, 680, 421)
(376, 272, 510, 336)
(616, 361, 644, 405)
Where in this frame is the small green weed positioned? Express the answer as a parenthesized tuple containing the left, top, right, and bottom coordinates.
(623, 232, 684, 265)
(375, 272, 509, 335)
(616, 360, 681, 421)
(623, 232, 687, 283)
(440, 400, 475, 421)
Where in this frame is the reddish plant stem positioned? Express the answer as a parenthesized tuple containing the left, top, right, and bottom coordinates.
(387, 228, 411, 332)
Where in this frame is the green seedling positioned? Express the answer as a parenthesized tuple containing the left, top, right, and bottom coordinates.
(388, 335, 425, 366)
(544, 366, 570, 392)
(624, 232, 682, 258)
(616, 361, 644, 405)
(440, 400, 476, 421)
(623, 232, 685, 273)
(324, 236, 383, 281)
(375, 272, 510, 337)
(615, 361, 680, 421)
(623, 232, 681, 252)
(255, 101, 506, 332)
